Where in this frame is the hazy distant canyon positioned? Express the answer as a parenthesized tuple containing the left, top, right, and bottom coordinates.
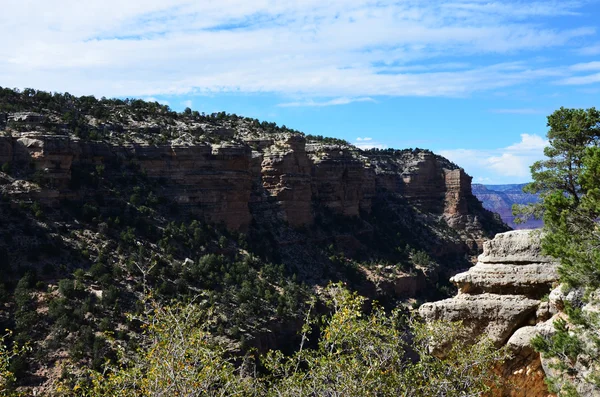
(472, 184, 542, 229)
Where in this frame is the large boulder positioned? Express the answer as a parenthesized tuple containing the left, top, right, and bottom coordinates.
(452, 263, 558, 297)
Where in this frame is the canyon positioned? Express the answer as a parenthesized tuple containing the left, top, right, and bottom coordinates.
(0, 108, 509, 288)
(0, 91, 522, 393)
(472, 184, 542, 229)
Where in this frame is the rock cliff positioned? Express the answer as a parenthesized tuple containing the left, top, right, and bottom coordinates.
(0, 93, 507, 299)
(420, 229, 559, 396)
(0, 87, 514, 393)
(0, 121, 505, 257)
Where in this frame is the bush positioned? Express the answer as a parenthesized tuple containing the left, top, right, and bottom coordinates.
(66, 285, 506, 396)
(58, 279, 80, 299)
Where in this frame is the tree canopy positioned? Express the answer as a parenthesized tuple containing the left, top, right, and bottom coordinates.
(517, 107, 600, 288)
(517, 107, 600, 395)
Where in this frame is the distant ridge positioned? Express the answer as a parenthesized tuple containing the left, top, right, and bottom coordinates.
(472, 183, 542, 229)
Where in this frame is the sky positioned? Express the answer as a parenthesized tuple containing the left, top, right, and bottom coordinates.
(1, 1, 600, 184)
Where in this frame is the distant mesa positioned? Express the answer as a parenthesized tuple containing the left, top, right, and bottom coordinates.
(472, 184, 542, 229)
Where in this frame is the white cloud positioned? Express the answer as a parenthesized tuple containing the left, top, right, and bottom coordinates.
(277, 97, 375, 107)
(570, 61, 600, 72)
(506, 133, 548, 151)
(576, 44, 600, 56)
(439, 133, 548, 183)
(353, 137, 387, 149)
(0, 0, 595, 98)
(555, 62, 600, 85)
(182, 99, 193, 109)
(558, 73, 600, 85)
(490, 108, 546, 115)
(486, 153, 531, 178)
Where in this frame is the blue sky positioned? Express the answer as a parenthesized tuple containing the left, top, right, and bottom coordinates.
(1, 0, 600, 183)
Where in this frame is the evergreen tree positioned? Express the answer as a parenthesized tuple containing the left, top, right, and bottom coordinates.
(516, 107, 600, 395)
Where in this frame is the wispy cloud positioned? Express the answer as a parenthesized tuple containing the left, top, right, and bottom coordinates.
(555, 61, 600, 85)
(278, 97, 375, 108)
(576, 43, 600, 56)
(570, 61, 600, 71)
(353, 137, 387, 150)
(439, 133, 548, 183)
(142, 96, 169, 106)
(558, 73, 600, 85)
(0, 0, 596, 98)
(490, 108, 546, 115)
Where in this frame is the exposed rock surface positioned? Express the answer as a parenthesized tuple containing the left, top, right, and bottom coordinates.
(452, 230, 558, 297)
(0, 101, 510, 306)
(420, 293, 540, 345)
(420, 229, 559, 397)
(477, 230, 547, 264)
(0, 128, 504, 252)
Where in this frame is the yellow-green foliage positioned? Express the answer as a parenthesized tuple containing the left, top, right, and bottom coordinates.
(57, 298, 258, 396)
(0, 331, 29, 397)
(262, 284, 506, 397)
(45, 283, 506, 397)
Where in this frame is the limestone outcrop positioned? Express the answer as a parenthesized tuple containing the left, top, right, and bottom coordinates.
(451, 231, 558, 297)
(419, 229, 560, 397)
(0, 128, 503, 252)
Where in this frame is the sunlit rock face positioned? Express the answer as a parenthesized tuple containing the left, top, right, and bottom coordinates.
(1, 128, 502, 245)
(420, 230, 559, 397)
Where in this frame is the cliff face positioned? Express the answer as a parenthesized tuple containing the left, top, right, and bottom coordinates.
(0, 126, 503, 255)
(0, 100, 511, 313)
(420, 230, 559, 397)
(0, 89, 516, 393)
(2, 134, 254, 229)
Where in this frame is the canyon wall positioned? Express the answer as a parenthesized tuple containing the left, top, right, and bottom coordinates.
(0, 130, 503, 254)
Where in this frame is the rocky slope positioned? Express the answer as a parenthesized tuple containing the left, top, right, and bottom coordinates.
(0, 88, 510, 391)
(420, 229, 559, 396)
(0, 89, 508, 276)
(472, 184, 542, 229)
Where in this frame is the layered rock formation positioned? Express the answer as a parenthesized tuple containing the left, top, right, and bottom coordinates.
(0, 103, 510, 309)
(1, 134, 255, 229)
(0, 126, 503, 253)
(420, 230, 559, 397)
